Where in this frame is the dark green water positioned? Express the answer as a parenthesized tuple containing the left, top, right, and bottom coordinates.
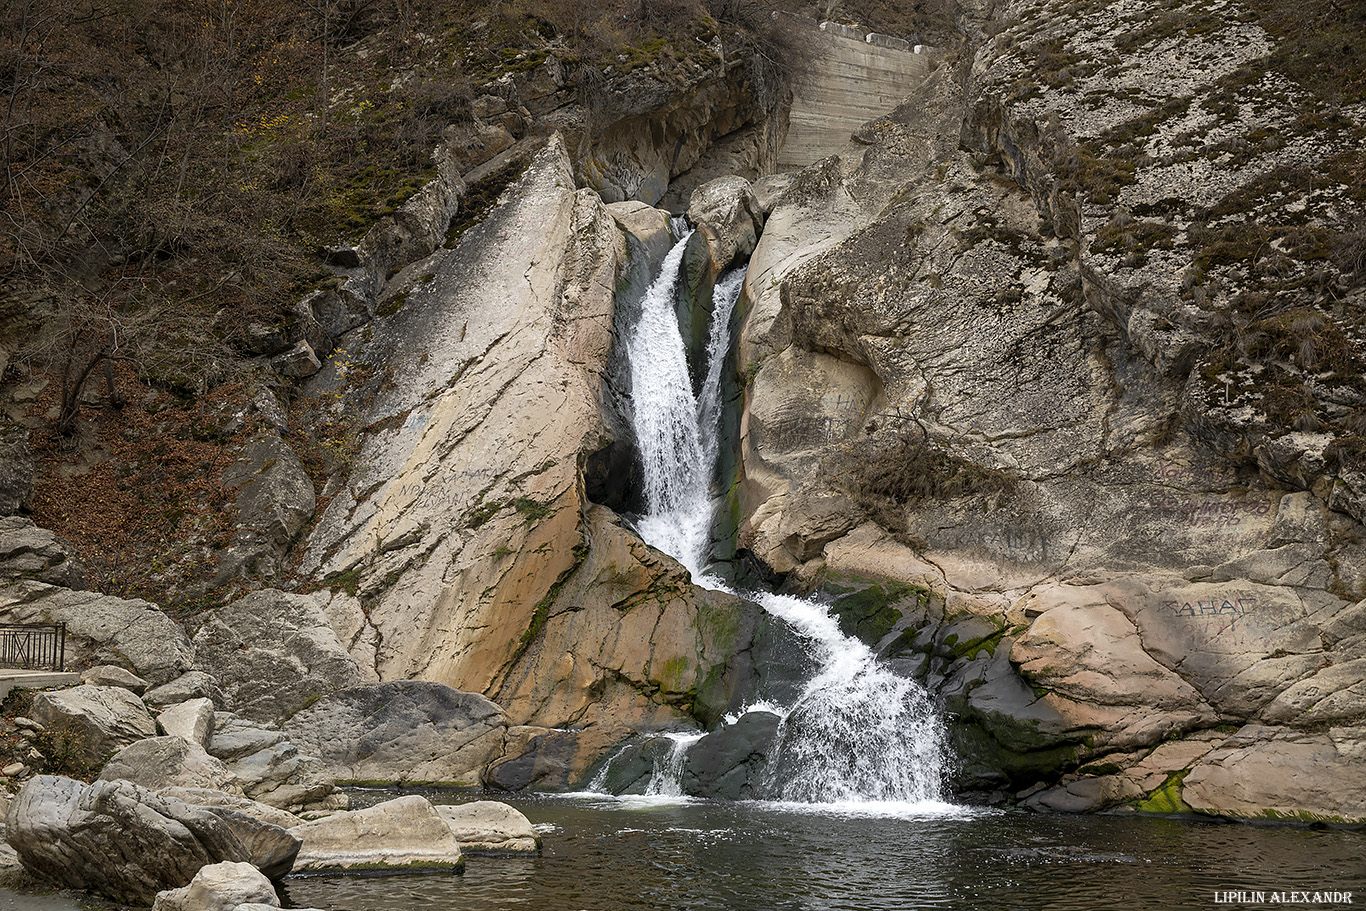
(280, 791, 1366, 911)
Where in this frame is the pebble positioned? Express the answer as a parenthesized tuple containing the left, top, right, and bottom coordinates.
(3, 763, 27, 777)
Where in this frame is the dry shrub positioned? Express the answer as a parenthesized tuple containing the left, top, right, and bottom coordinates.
(831, 429, 1016, 537)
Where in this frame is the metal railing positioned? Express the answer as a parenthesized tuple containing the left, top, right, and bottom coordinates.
(0, 623, 66, 671)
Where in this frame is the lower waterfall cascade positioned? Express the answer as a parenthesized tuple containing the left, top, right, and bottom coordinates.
(617, 229, 950, 807)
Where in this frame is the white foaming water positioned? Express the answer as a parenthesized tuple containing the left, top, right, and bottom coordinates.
(756, 591, 947, 804)
(623, 233, 948, 808)
(644, 731, 707, 797)
(630, 252, 745, 580)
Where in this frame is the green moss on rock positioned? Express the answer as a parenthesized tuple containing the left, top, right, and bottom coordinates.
(1133, 771, 1193, 814)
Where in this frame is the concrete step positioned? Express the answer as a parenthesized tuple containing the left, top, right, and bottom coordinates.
(0, 670, 81, 702)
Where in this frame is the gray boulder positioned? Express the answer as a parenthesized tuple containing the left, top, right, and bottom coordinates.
(156, 788, 303, 830)
(151, 861, 278, 911)
(208, 713, 286, 761)
(159, 698, 217, 749)
(435, 801, 539, 853)
(686, 176, 764, 274)
(225, 742, 340, 812)
(5, 776, 299, 905)
(281, 681, 507, 785)
(0, 516, 81, 587)
(30, 685, 157, 766)
(202, 714, 340, 812)
(484, 724, 628, 792)
(0, 427, 34, 516)
(270, 341, 321, 379)
(192, 590, 362, 724)
(146, 672, 227, 708)
(288, 795, 463, 872)
(0, 581, 192, 685)
(80, 665, 149, 694)
(99, 737, 241, 795)
(214, 435, 316, 583)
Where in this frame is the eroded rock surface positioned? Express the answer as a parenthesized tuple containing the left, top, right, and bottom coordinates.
(6, 776, 299, 905)
(282, 681, 507, 785)
(193, 589, 362, 724)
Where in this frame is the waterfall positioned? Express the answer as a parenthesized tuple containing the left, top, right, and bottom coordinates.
(643, 732, 706, 797)
(628, 237, 745, 579)
(756, 592, 947, 803)
(623, 232, 948, 807)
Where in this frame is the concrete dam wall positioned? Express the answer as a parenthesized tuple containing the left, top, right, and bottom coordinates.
(777, 18, 933, 170)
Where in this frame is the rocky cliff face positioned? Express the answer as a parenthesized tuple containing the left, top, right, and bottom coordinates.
(6, 0, 1364, 824)
(732, 0, 1366, 820)
(295, 136, 772, 782)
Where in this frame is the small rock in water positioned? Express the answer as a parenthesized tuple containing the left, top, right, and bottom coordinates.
(288, 795, 464, 872)
(435, 801, 540, 853)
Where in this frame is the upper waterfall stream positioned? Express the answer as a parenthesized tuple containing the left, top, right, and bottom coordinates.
(620, 230, 949, 808)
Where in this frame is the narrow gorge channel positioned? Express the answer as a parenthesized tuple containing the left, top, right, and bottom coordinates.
(603, 228, 949, 806)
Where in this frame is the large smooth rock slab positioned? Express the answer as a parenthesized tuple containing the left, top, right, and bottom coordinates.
(6, 776, 299, 905)
(1182, 725, 1366, 824)
(435, 801, 539, 853)
(288, 795, 463, 872)
(29, 685, 157, 766)
(282, 681, 507, 785)
(151, 861, 279, 911)
(99, 737, 242, 795)
(192, 589, 362, 724)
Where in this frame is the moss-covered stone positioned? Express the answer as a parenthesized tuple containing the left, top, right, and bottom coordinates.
(1132, 771, 1193, 815)
(947, 713, 1083, 788)
(830, 582, 927, 646)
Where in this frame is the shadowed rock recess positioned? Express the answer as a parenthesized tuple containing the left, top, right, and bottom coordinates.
(1, 2, 1364, 878)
